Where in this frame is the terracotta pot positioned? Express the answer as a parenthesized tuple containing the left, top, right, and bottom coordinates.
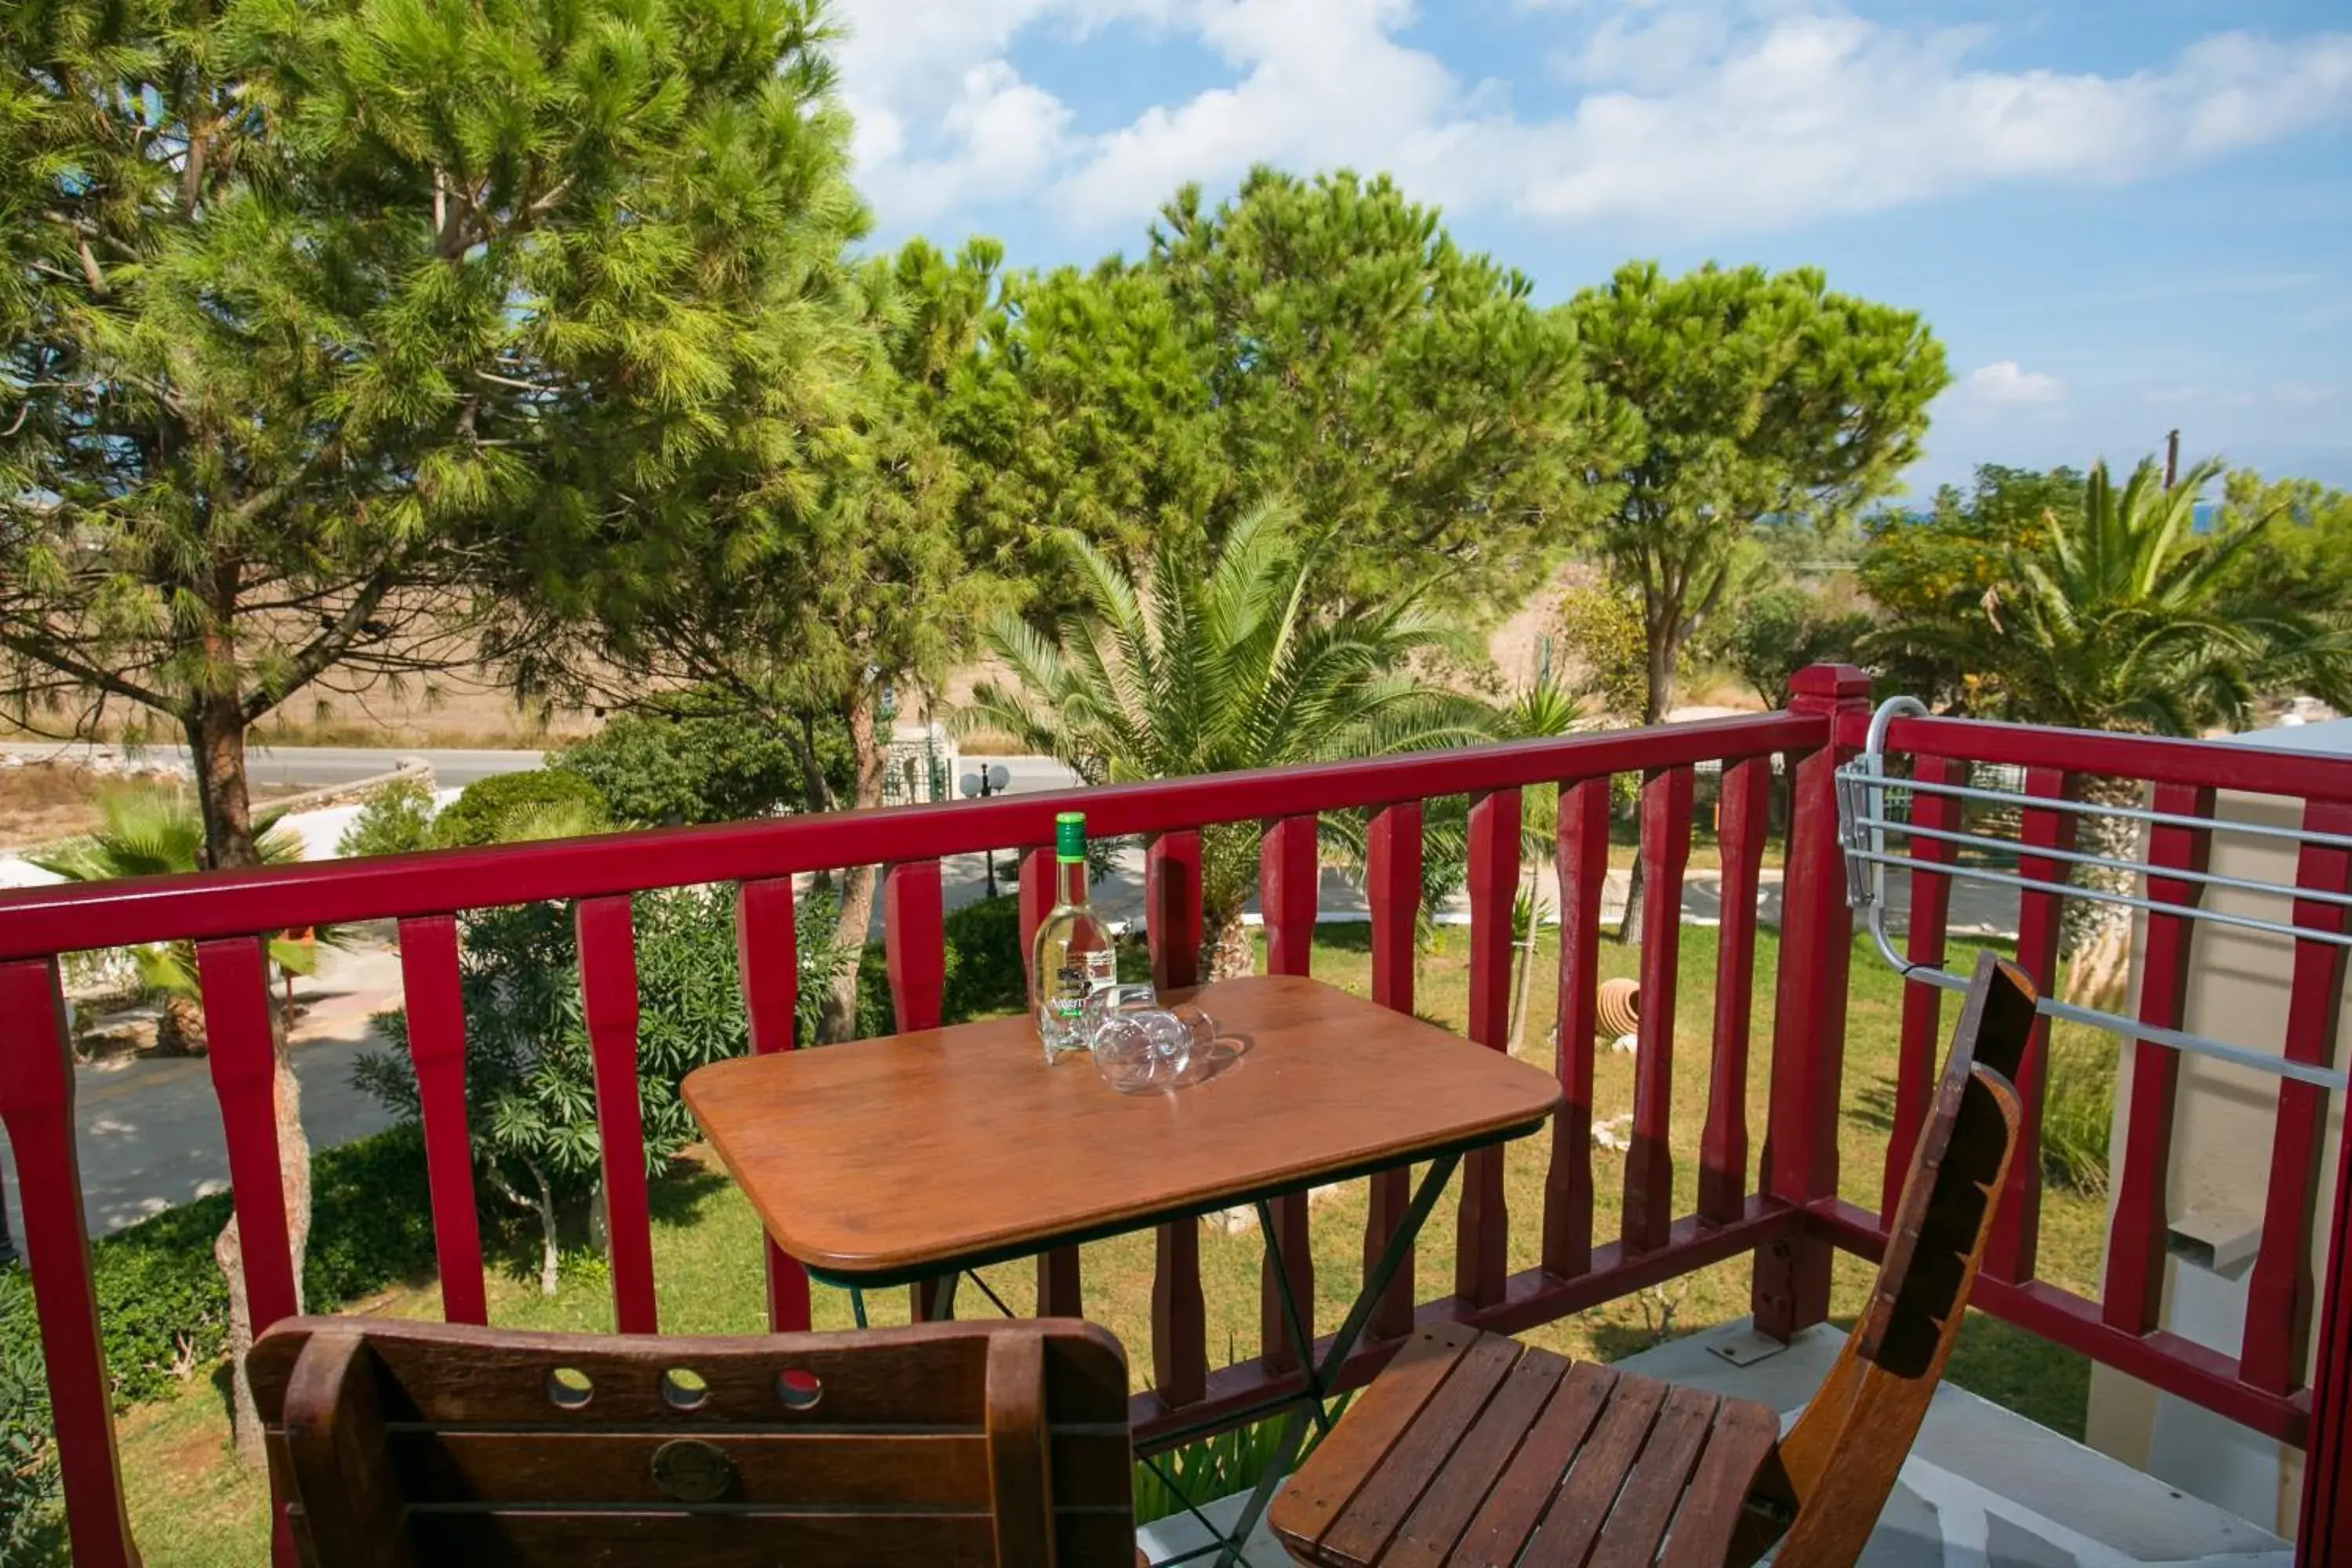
(1595, 976, 1640, 1040)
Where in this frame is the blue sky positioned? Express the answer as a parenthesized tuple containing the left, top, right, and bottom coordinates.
(827, 0, 2352, 496)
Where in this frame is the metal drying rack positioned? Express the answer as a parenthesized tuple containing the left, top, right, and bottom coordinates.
(1836, 695, 2351, 1093)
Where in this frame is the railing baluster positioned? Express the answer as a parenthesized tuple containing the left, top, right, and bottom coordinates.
(1624, 766, 1694, 1252)
(2100, 783, 2212, 1336)
(1155, 1218, 1208, 1410)
(1145, 829, 1207, 1403)
(1363, 801, 1422, 1340)
(1145, 830, 1203, 989)
(1017, 846, 1083, 1318)
(732, 877, 808, 1333)
(2242, 799, 2352, 1396)
(395, 915, 488, 1327)
(1545, 778, 1609, 1279)
(574, 895, 658, 1334)
(197, 936, 302, 1330)
(1986, 764, 2076, 1285)
(196, 935, 303, 1568)
(1755, 663, 1869, 1341)
(1258, 815, 1318, 1371)
(1456, 788, 1519, 1308)
(885, 859, 953, 1320)
(1883, 754, 1960, 1222)
(1700, 757, 1769, 1225)
(0, 959, 136, 1568)
(2304, 1091, 2352, 1566)
(884, 859, 946, 1033)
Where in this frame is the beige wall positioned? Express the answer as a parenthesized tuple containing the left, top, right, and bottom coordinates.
(2088, 786, 2352, 1536)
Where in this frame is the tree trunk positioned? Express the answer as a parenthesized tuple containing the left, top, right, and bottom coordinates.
(1616, 657, 1674, 944)
(216, 1013, 309, 1468)
(2059, 773, 2144, 1008)
(156, 990, 205, 1055)
(186, 697, 259, 872)
(818, 694, 889, 1043)
(534, 1167, 561, 1296)
(1207, 911, 1254, 981)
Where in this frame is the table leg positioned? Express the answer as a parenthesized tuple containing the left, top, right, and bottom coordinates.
(1199, 1152, 1462, 1568)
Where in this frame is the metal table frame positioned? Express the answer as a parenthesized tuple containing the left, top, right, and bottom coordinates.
(809, 1147, 1483, 1567)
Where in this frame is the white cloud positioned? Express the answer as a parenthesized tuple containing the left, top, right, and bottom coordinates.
(1964, 361, 2065, 408)
(830, 0, 2352, 241)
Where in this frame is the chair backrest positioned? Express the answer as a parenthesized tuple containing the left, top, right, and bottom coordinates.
(1759, 949, 2035, 1568)
(247, 1316, 1136, 1568)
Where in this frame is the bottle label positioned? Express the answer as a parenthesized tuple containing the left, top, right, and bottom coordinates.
(1047, 949, 1117, 1024)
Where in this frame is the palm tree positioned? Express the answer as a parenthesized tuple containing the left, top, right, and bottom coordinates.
(1875, 455, 2352, 998)
(963, 502, 1497, 977)
(32, 789, 314, 1051)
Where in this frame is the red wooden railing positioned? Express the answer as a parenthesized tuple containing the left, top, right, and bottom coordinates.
(0, 666, 2348, 1565)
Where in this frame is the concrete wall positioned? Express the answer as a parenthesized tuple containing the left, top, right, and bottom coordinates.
(2087, 782, 2352, 1537)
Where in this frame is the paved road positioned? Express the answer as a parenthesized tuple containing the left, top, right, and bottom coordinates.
(2, 740, 544, 789)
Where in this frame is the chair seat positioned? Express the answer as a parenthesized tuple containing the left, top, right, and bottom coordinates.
(1271, 1323, 1782, 1568)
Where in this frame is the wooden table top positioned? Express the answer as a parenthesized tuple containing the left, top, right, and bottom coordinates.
(683, 975, 1562, 1285)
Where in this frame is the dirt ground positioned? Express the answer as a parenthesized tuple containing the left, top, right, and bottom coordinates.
(0, 763, 307, 851)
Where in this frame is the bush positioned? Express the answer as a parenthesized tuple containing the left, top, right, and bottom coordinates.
(553, 706, 847, 826)
(0, 1126, 439, 1417)
(0, 1275, 64, 1566)
(2040, 1026, 2117, 1195)
(846, 893, 1031, 1040)
(428, 769, 609, 848)
(336, 776, 438, 858)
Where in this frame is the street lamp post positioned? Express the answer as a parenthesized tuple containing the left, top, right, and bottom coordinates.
(957, 763, 1014, 898)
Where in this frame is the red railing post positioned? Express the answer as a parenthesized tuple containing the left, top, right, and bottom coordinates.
(1882, 753, 1959, 1223)
(574, 895, 658, 1334)
(1699, 755, 1770, 1225)
(733, 877, 809, 1332)
(1456, 789, 1519, 1308)
(1144, 829, 1207, 1406)
(0, 960, 137, 1568)
(1624, 765, 1694, 1253)
(1753, 663, 1870, 1341)
(195, 935, 303, 1568)
(2242, 800, 2352, 1396)
(1544, 777, 1610, 1279)
(1258, 816, 1317, 1372)
(395, 915, 488, 1327)
(2099, 783, 2212, 1336)
(1984, 764, 2077, 1286)
(1363, 801, 1422, 1341)
(2302, 1088, 2352, 1565)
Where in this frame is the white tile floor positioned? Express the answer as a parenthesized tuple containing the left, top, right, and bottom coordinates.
(1138, 1319, 2294, 1567)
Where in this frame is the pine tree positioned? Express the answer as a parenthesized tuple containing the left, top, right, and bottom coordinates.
(0, 0, 866, 1456)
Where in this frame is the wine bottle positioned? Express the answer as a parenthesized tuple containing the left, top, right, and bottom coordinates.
(1030, 810, 1116, 1062)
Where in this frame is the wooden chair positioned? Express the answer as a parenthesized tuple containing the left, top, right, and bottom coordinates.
(1270, 949, 2037, 1568)
(249, 1315, 1141, 1566)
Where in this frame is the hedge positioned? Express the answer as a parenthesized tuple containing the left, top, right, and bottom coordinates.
(1, 1123, 438, 1412)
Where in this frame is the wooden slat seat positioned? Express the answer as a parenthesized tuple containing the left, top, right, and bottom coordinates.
(249, 1316, 1143, 1567)
(1275, 951, 2038, 1568)
(1274, 1321, 1781, 1567)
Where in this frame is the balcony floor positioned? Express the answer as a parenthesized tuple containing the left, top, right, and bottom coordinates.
(1137, 1319, 2292, 1566)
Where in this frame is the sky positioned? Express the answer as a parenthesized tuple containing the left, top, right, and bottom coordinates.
(824, 0, 2352, 497)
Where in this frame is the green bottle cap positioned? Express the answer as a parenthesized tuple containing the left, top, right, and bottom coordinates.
(1054, 811, 1086, 862)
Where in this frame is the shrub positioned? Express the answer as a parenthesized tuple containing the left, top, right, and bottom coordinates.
(0, 1275, 64, 1566)
(2040, 1025, 2117, 1195)
(428, 769, 609, 848)
(846, 893, 1031, 1040)
(0, 1126, 440, 1419)
(552, 705, 848, 826)
(336, 777, 438, 858)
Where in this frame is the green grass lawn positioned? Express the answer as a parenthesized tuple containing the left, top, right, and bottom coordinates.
(110, 921, 2103, 1566)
